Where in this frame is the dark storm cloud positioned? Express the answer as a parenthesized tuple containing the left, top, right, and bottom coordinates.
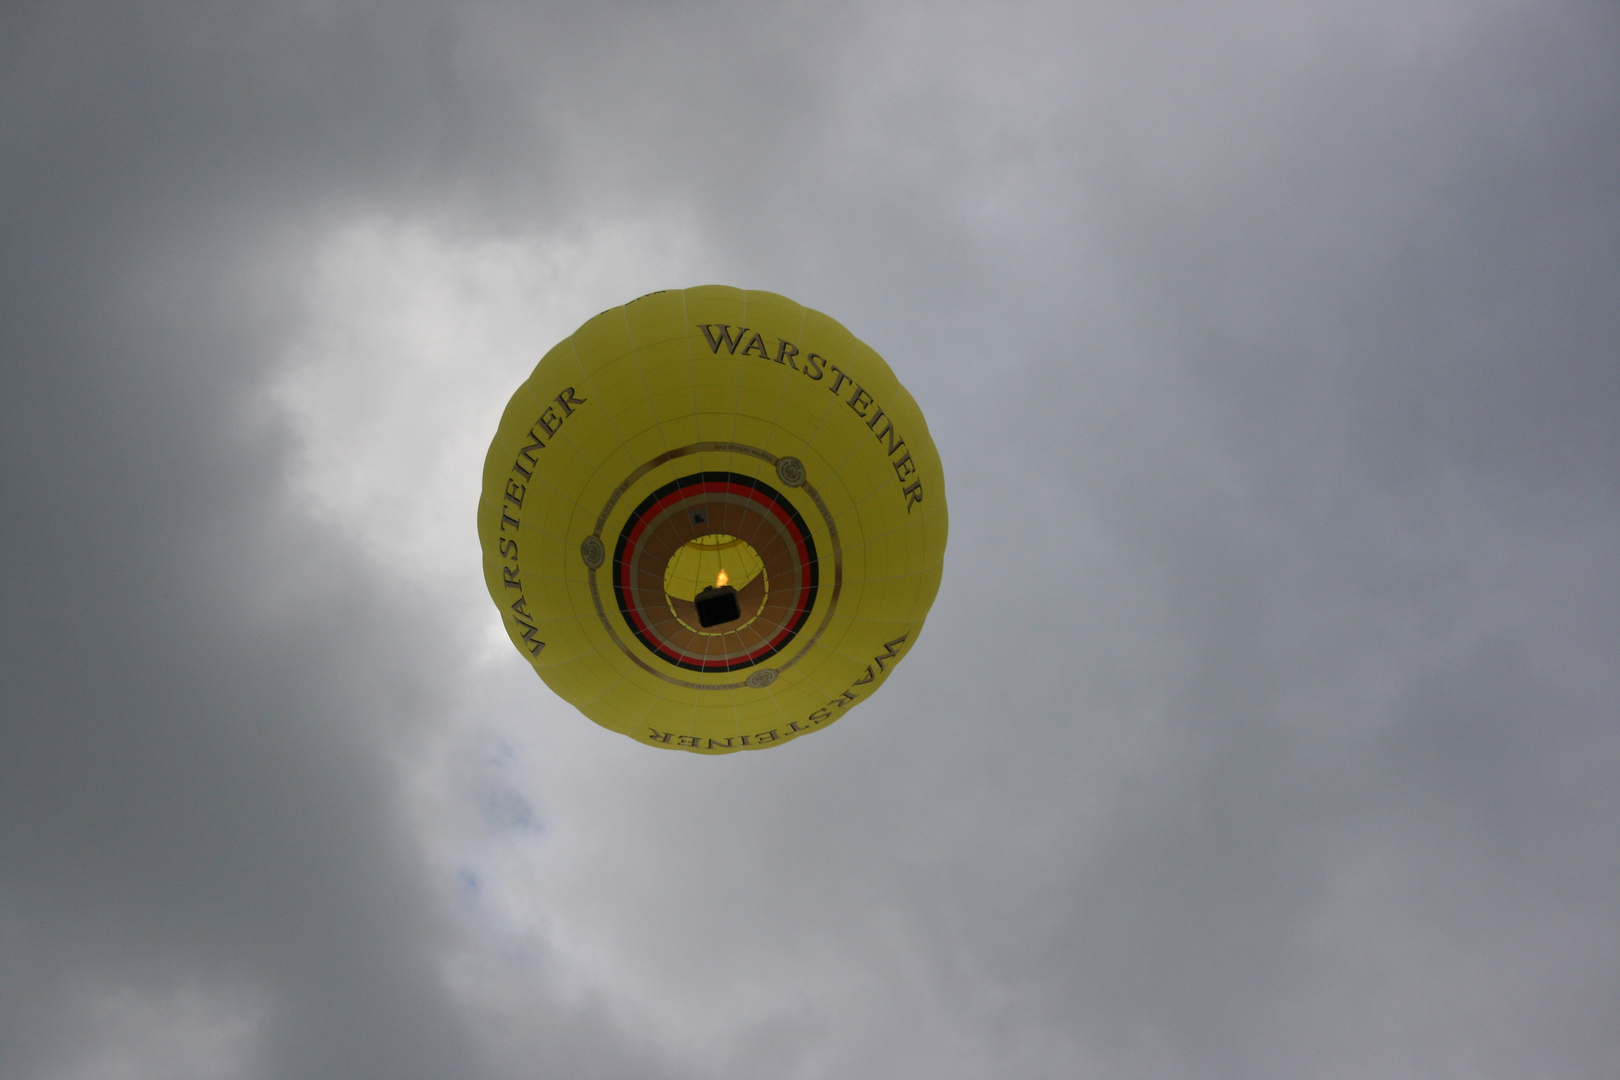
(2, 2, 1617, 1078)
(3, 15, 470, 1080)
(0, 5, 652, 1078)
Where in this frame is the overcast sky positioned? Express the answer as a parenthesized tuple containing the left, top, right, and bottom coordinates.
(3, 3, 1618, 1078)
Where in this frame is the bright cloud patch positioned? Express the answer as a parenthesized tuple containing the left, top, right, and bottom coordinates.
(273, 215, 700, 631)
(47, 983, 264, 1080)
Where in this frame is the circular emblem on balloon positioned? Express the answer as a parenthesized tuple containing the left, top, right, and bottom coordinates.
(478, 286, 947, 753)
(776, 456, 806, 487)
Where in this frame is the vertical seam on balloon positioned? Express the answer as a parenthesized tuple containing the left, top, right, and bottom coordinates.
(763, 299, 806, 497)
(676, 289, 697, 467)
(728, 289, 746, 453)
(758, 679, 794, 742)
(620, 294, 668, 480)
(574, 318, 635, 494)
(788, 325, 860, 577)
(687, 287, 717, 487)
(793, 322, 858, 456)
(502, 377, 572, 656)
(561, 337, 617, 636)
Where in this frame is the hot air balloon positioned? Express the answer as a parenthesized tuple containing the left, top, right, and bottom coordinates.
(478, 286, 946, 753)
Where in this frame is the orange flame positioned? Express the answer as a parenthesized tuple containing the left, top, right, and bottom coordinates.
(716, 568, 729, 588)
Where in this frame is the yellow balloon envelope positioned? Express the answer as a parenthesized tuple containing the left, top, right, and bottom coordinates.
(478, 286, 947, 753)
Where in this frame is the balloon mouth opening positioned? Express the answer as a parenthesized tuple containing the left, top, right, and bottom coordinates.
(662, 533, 767, 634)
(663, 533, 762, 598)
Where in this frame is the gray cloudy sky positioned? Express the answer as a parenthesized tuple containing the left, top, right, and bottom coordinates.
(3, 3, 1617, 1078)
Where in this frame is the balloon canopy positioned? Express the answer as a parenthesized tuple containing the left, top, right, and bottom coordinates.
(478, 286, 947, 753)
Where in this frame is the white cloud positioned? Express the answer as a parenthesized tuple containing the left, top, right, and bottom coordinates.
(44, 983, 265, 1080)
(272, 214, 703, 620)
